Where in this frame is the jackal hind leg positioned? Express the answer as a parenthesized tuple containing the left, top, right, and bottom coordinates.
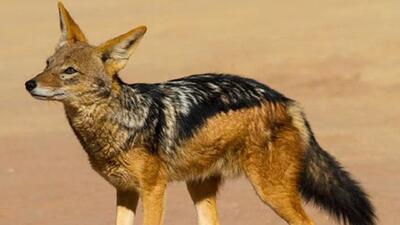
(186, 175, 221, 225)
(242, 146, 314, 225)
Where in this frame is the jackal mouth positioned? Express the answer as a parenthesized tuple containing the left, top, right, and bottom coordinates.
(31, 92, 66, 100)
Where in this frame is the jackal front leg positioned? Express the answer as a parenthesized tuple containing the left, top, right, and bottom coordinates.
(141, 179, 167, 225)
(116, 190, 139, 225)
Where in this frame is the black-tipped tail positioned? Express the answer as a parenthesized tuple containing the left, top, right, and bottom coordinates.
(299, 128, 376, 225)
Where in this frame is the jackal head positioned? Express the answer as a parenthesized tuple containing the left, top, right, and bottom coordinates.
(25, 2, 146, 103)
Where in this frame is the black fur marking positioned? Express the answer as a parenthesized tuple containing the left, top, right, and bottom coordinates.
(96, 78, 106, 88)
(121, 74, 290, 151)
(63, 77, 80, 85)
(101, 52, 110, 62)
(114, 74, 292, 153)
(125, 38, 137, 49)
(299, 120, 376, 225)
(59, 11, 64, 31)
(163, 74, 290, 141)
(126, 82, 167, 153)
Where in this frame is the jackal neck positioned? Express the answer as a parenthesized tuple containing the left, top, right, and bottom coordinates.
(64, 78, 153, 160)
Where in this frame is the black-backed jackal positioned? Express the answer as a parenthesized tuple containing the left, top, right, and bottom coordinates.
(25, 3, 376, 225)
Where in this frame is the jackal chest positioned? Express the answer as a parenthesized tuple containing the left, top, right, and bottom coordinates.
(66, 110, 140, 189)
(66, 108, 133, 155)
(73, 125, 128, 156)
(71, 127, 139, 189)
(89, 156, 139, 190)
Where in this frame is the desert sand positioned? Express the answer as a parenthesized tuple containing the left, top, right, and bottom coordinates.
(0, 1, 399, 224)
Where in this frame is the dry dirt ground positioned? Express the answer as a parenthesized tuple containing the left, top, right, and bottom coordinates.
(1, 1, 399, 225)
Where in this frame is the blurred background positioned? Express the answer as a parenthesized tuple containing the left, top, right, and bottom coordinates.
(1, 1, 399, 224)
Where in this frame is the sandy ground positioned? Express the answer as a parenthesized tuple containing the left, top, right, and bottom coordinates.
(1, 1, 399, 224)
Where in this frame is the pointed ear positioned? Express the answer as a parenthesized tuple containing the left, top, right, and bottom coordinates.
(95, 26, 147, 75)
(57, 2, 87, 47)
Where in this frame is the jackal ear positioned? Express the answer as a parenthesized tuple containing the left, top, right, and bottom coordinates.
(95, 26, 147, 75)
(57, 2, 87, 47)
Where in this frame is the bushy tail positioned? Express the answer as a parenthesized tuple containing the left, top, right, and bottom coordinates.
(299, 124, 376, 225)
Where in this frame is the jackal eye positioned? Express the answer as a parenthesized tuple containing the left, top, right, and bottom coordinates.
(45, 59, 50, 67)
(64, 67, 78, 74)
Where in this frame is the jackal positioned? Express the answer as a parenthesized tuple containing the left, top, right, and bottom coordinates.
(25, 2, 376, 225)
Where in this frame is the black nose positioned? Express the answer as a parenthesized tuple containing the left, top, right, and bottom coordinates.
(25, 80, 37, 92)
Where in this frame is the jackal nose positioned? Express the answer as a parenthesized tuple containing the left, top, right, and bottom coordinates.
(25, 80, 37, 92)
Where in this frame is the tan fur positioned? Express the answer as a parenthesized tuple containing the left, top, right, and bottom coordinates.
(161, 102, 313, 225)
(161, 102, 297, 180)
(30, 4, 317, 225)
(187, 176, 221, 225)
(65, 99, 313, 225)
(63, 92, 313, 225)
(76, 100, 313, 225)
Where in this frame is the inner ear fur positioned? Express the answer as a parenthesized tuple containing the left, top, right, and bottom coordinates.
(57, 2, 87, 47)
(96, 26, 147, 75)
